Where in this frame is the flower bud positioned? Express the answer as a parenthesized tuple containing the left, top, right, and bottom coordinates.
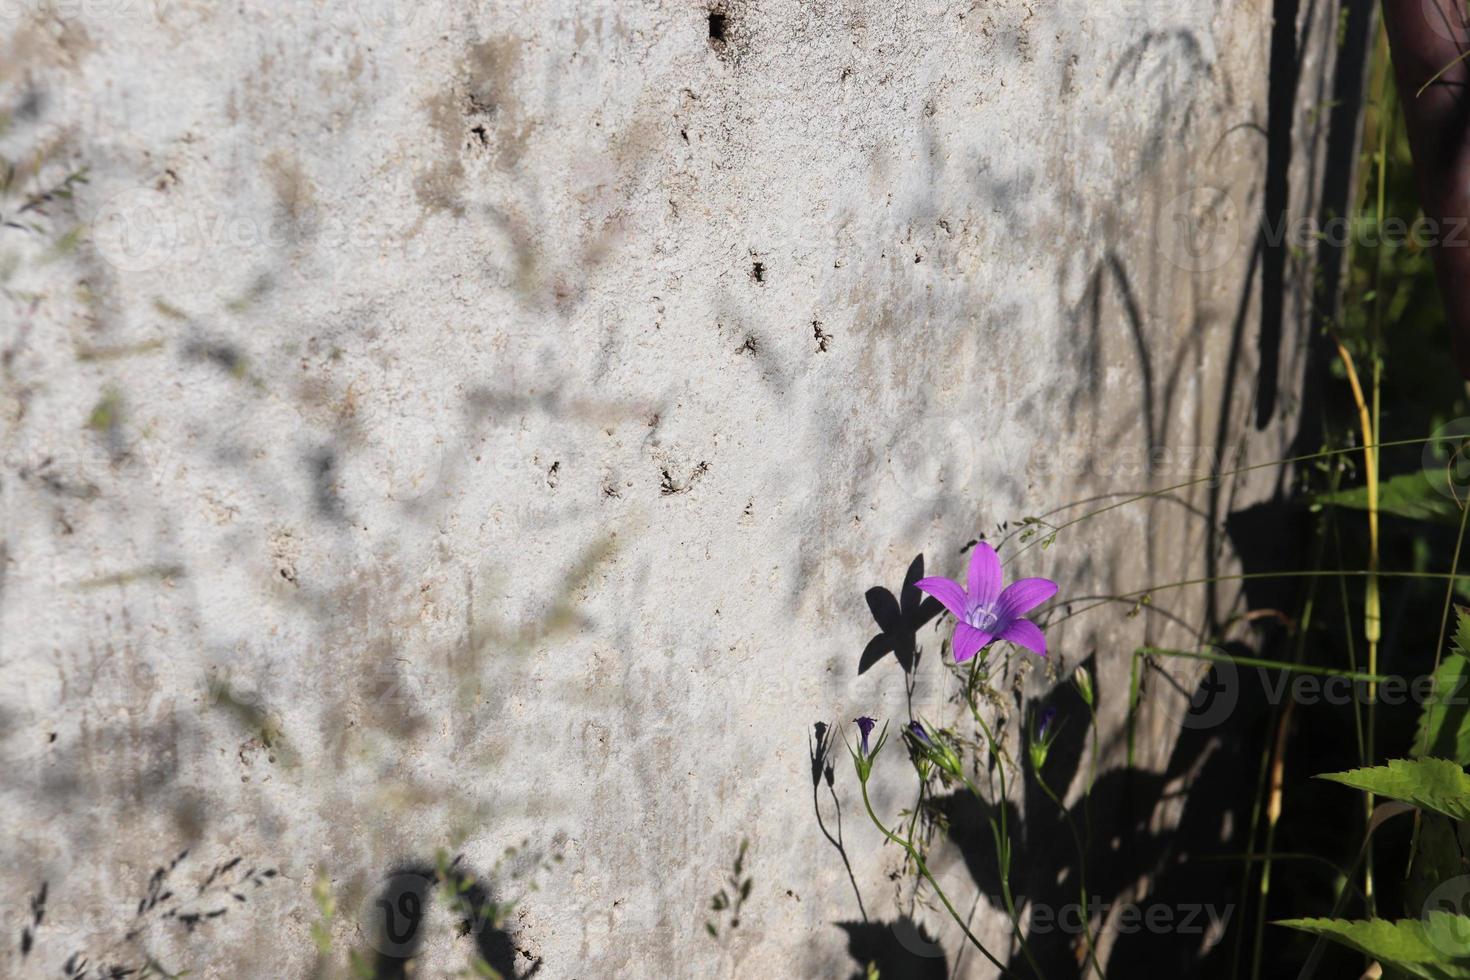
(1029, 706, 1059, 772)
(908, 721, 964, 781)
(1073, 665, 1094, 708)
(849, 717, 888, 783)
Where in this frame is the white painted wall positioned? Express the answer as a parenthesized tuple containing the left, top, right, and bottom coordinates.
(0, 0, 1347, 975)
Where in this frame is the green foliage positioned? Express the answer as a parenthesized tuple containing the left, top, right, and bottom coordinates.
(1316, 471, 1464, 524)
(1319, 759, 1470, 821)
(347, 951, 376, 979)
(1291, 613, 1470, 974)
(1414, 611, 1470, 761)
(86, 388, 122, 434)
(469, 954, 504, 979)
(310, 872, 336, 954)
(1276, 914, 1470, 979)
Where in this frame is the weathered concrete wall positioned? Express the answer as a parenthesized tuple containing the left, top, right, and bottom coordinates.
(0, 0, 1354, 976)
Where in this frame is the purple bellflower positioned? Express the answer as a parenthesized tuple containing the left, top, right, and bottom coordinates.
(915, 541, 1058, 662)
(849, 716, 889, 783)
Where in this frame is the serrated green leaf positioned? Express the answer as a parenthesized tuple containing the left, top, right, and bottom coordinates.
(1415, 656, 1470, 763)
(1413, 611, 1470, 762)
(1276, 914, 1470, 979)
(1316, 471, 1463, 524)
(1319, 759, 1470, 821)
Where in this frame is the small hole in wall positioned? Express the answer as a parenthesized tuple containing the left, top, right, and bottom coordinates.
(813, 320, 832, 352)
(750, 261, 765, 283)
(709, 10, 727, 43)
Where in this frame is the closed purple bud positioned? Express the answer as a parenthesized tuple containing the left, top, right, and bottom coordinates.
(855, 716, 877, 756)
(908, 721, 933, 747)
(1039, 707, 1057, 739)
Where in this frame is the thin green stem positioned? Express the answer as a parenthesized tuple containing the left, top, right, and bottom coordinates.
(1136, 646, 1389, 683)
(1407, 480, 1470, 872)
(1193, 853, 1368, 906)
(1330, 515, 1367, 764)
(1036, 773, 1104, 979)
(1000, 435, 1466, 568)
(961, 773, 1046, 980)
(1431, 486, 1470, 684)
(966, 711, 1047, 980)
(1046, 569, 1470, 631)
(858, 780, 1013, 977)
(1252, 593, 1317, 980)
(1416, 47, 1470, 97)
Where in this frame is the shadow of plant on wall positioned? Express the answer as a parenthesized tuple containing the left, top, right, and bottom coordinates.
(702, 838, 754, 943)
(815, 540, 1267, 979)
(17, 850, 280, 979)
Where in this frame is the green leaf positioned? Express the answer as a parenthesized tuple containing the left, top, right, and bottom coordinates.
(1276, 914, 1470, 979)
(1407, 815, 1470, 914)
(1414, 611, 1470, 762)
(1319, 759, 1470, 821)
(1315, 471, 1463, 524)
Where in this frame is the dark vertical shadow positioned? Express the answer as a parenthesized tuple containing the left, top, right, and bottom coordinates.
(1207, 237, 1263, 630)
(810, 721, 870, 923)
(1107, 253, 1159, 455)
(1313, 0, 1374, 319)
(1292, 0, 1376, 457)
(1257, 0, 1304, 429)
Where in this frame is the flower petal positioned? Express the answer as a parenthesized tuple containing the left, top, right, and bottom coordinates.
(952, 623, 992, 663)
(914, 577, 967, 618)
(996, 577, 1058, 620)
(998, 618, 1047, 657)
(967, 542, 1002, 607)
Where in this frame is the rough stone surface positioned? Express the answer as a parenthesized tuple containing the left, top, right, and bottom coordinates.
(0, 0, 1353, 976)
